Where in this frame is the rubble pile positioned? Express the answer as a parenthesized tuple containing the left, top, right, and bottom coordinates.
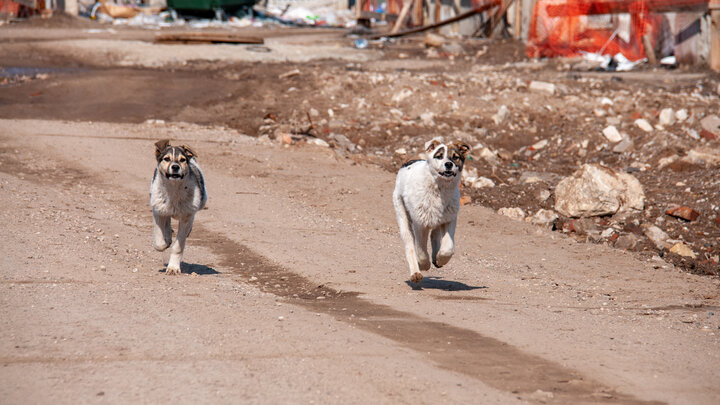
(256, 44, 720, 275)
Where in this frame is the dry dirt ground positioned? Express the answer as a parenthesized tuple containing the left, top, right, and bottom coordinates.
(1, 15, 719, 405)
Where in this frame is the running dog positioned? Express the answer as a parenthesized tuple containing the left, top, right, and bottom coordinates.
(150, 139, 207, 275)
(392, 138, 470, 283)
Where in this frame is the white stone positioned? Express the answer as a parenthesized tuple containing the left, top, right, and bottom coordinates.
(658, 108, 675, 126)
(394, 147, 407, 155)
(472, 176, 495, 188)
(600, 97, 614, 106)
(529, 81, 555, 95)
(670, 242, 696, 258)
(528, 209, 558, 226)
(683, 147, 720, 166)
(492, 105, 510, 125)
(554, 164, 645, 217)
(309, 138, 329, 147)
(634, 118, 653, 132)
(479, 147, 500, 165)
(643, 225, 669, 250)
(392, 88, 413, 104)
(602, 125, 623, 143)
(675, 109, 688, 122)
(498, 207, 525, 221)
(531, 139, 548, 150)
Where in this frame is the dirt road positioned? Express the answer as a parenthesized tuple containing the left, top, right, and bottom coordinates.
(1, 19, 719, 405)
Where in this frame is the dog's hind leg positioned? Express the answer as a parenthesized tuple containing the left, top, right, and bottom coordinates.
(152, 212, 172, 251)
(432, 220, 455, 268)
(166, 214, 194, 275)
(393, 194, 422, 283)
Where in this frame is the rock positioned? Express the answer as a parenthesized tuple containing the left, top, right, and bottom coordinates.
(612, 136, 634, 153)
(528, 389, 554, 403)
(665, 206, 700, 222)
(392, 88, 413, 104)
(528, 209, 558, 226)
(441, 42, 464, 55)
(529, 81, 555, 95)
(472, 176, 495, 188)
(614, 233, 637, 250)
(634, 118, 653, 132)
(394, 147, 407, 155)
(424, 33, 445, 48)
(600, 228, 616, 238)
(519, 171, 559, 185)
(670, 242, 696, 258)
(675, 109, 688, 122)
(420, 112, 435, 126)
(531, 139, 548, 150)
(658, 155, 677, 169)
(643, 225, 669, 250)
(498, 207, 525, 221)
(659, 108, 675, 126)
(683, 147, 720, 166)
(600, 97, 614, 106)
(479, 147, 500, 165)
(328, 133, 356, 152)
(602, 125, 623, 143)
(554, 164, 645, 218)
(536, 189, 551, 202)
(700, 115, 720, 138)
(492, 105, 510, 125)
(309, 138, 329, 147)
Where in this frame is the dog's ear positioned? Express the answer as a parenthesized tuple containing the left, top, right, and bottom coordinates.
(453, 142, 471, 159)
(155, 139, 170, 161)
(424, 137, 442, 153)
(180, 145, 197, 160)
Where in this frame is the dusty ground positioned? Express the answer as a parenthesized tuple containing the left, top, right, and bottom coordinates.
(1, 15, 719, 404)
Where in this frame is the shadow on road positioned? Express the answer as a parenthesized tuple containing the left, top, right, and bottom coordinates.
(157, 263, 219, 275)
(405, 276, 487, 291)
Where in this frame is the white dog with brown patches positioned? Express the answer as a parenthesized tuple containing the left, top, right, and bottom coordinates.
(393, 138, 470, 283)
(150, 140, 207, 275)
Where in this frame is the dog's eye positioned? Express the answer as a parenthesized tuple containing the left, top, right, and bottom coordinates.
(179, 157, 186, 163)
(163, 156, 171, 162)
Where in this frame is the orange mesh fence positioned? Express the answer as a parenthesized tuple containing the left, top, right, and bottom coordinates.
(526, 0, 676, 61)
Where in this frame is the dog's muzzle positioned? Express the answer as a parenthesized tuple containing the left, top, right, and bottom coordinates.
(165, 172, 184, 180)
(439, 170, 456, 178)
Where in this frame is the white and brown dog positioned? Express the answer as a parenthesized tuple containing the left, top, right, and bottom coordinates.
(150, 140, 207, 275)
(392, 138, 470, 283)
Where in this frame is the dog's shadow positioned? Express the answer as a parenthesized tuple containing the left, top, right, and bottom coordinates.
(157, 263, 219, 275)
(406, 276, 486, 291)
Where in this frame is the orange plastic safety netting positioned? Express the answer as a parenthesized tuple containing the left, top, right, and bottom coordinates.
(526, 0, 669, 61)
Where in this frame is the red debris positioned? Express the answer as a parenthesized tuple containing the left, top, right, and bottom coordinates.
(665, 206, 700, 222)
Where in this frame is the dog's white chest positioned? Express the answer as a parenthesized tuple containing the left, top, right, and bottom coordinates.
(396, 163, 459, 228)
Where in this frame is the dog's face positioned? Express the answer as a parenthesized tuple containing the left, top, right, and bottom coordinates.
(154, 139, 197, 181)
(425, 138, 470, 180)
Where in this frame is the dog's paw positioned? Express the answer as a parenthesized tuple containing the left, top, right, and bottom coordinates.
(165, 266, 181, 275)
(434, 253, 452, 268)
(417, 259, 431, 271)
(410, 272, 423, 283)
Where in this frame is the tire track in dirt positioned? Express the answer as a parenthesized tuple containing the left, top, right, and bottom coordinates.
(0, 139, 663, 405)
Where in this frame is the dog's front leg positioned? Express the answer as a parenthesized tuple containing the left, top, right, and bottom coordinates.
(413, 224, 431, 271)
(166, 214, 194, 275)
(152, 211, 172, 251)
(432, 220, 456, 268)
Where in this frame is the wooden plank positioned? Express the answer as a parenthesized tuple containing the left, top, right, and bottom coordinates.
(391, 1, 413, 34)
(711, 0, 720, 71)
(367, 0, 500, 39)
(154, 33, 264, 45)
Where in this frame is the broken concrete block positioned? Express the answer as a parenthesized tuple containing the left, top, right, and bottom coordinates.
(528, 209, 558, 226)
(634, 118, 653, 132)
(700, 115, 720, 138)
(602, 125, 623, 143)
(659, 108, 675, 126)
(554, 164, 645, 217)
(529, 81, 555, 95)
(614, 233, 637, 250)
(665, 206, 700, 222)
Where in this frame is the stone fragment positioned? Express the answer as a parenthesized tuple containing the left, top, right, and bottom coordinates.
(634, 118, 653, 132)
(658, 108, 675, 126)
(665, 206, 700, 222)
(669, 242, 696, 258)
(528, 209, 558, 226)
(554, 164, 645, 218)
(394, 147, 407, 155)
(424, 33, 445, 47)
(519, 171, 559, 185)
(614, 233, 637, 250)
(392, 88, 413, 104)
(498, 207, 525, 221)
(700, 115, 720, 138)
(529, 81, 556, 95)
(492, 105, 510, 125)
(642, 225, 669, 250)
(472, 177, 495, 188)
(602, 125, 623, 143)
(531, 139, 548, 150)
(675, 109, 688, 122)
(309, 138, 329, 147)
(612, 136, 634, 153)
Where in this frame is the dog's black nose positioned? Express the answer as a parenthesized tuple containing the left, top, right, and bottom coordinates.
(444, 162, 453, 170)
(170, 164, 180, 172)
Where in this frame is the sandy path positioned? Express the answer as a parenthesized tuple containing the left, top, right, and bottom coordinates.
(1, 119, 718, 404)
